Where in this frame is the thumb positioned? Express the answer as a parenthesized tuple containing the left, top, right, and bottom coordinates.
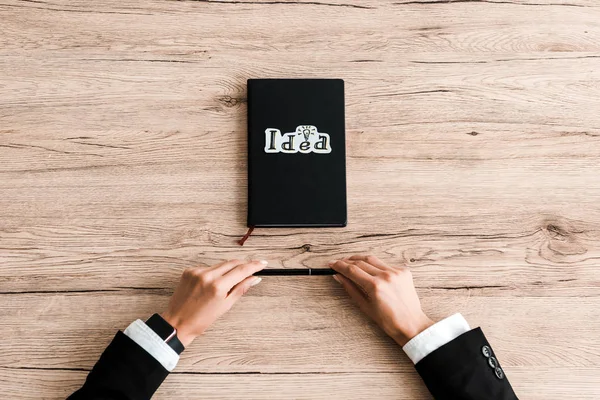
(228, 275, 262, 301)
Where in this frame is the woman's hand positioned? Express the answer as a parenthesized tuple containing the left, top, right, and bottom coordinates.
(330, 255, 433, 346)
(161, 259, 266, 346)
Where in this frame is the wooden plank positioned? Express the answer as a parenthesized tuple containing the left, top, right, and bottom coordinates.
(1, 293, 599, 373)
(1, 367, 599, 400)
(1, 161, 599, 293)
(2, 57, 600, 138)
(1, 229, 599, 295)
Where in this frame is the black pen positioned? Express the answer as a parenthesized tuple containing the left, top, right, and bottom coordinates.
(255, 268, 336, 276)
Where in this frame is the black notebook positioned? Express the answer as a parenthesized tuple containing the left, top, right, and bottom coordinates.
(247, 79, 347, 227)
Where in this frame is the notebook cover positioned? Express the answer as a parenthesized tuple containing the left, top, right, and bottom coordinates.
(247, 79, 347, 227)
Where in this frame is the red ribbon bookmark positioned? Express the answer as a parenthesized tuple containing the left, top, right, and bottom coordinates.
(238, 226, 255, 246)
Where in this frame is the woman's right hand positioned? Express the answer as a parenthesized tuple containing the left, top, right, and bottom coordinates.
(329, 255, 434, 346)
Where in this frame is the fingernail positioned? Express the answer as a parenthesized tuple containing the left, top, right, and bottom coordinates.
(251, 277, 262, 286)
(332, 275, 341, 284)
(259, 260, 268, 265)
(328, 260, 337, 266)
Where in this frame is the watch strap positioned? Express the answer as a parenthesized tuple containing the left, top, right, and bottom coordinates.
(145, 313, 185, 355)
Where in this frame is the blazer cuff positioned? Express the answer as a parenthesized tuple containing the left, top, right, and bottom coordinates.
(124, 319, 180, 372)
(402, 313, 471, 364)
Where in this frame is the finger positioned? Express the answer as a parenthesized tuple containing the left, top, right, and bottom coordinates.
(333, 274, 370, 312)
(185, 264, 209, 275)
(343, 259, 383, 276)
(228, 276, 262, 301)
(205, 259, 246, 278)
(220, 260, 267, 290)
(329, 260, 374, 290)
(347, 254, 389, 271)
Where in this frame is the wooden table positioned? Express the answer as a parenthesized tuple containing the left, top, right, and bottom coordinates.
(1, 0, 599, 398)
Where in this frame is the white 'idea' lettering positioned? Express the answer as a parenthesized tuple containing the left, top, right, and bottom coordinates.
(264, 125, 332, 154)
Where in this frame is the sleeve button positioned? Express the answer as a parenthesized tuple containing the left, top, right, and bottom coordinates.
(488, 356, 498, 369)
(481, 345, 492, 358)
(495, 367, 505, 380)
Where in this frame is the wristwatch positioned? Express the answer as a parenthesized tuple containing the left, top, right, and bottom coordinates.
(145, 313, 185, 355)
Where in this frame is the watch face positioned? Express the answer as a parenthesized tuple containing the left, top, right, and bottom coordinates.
(146, 314, 175, 341)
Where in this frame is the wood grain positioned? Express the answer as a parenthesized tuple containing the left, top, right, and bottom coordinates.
(2, 292, 599, 372)
(1, 0, 600, 398)
(2, 367, 600, 400)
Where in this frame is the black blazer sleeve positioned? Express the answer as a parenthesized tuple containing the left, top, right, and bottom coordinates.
(68, 331, 169, 400)
(415, 328, 518, 400)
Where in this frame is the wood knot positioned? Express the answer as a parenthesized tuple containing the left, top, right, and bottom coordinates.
(217, 95, 246, 107)
(546, 224, 569, 239)
(302, 244, 312, 252)
(537, 218, 587, 262)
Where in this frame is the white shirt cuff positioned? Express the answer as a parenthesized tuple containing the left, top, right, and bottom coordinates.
(402, 313, 471, 364)
(123, 319, 180, 372)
